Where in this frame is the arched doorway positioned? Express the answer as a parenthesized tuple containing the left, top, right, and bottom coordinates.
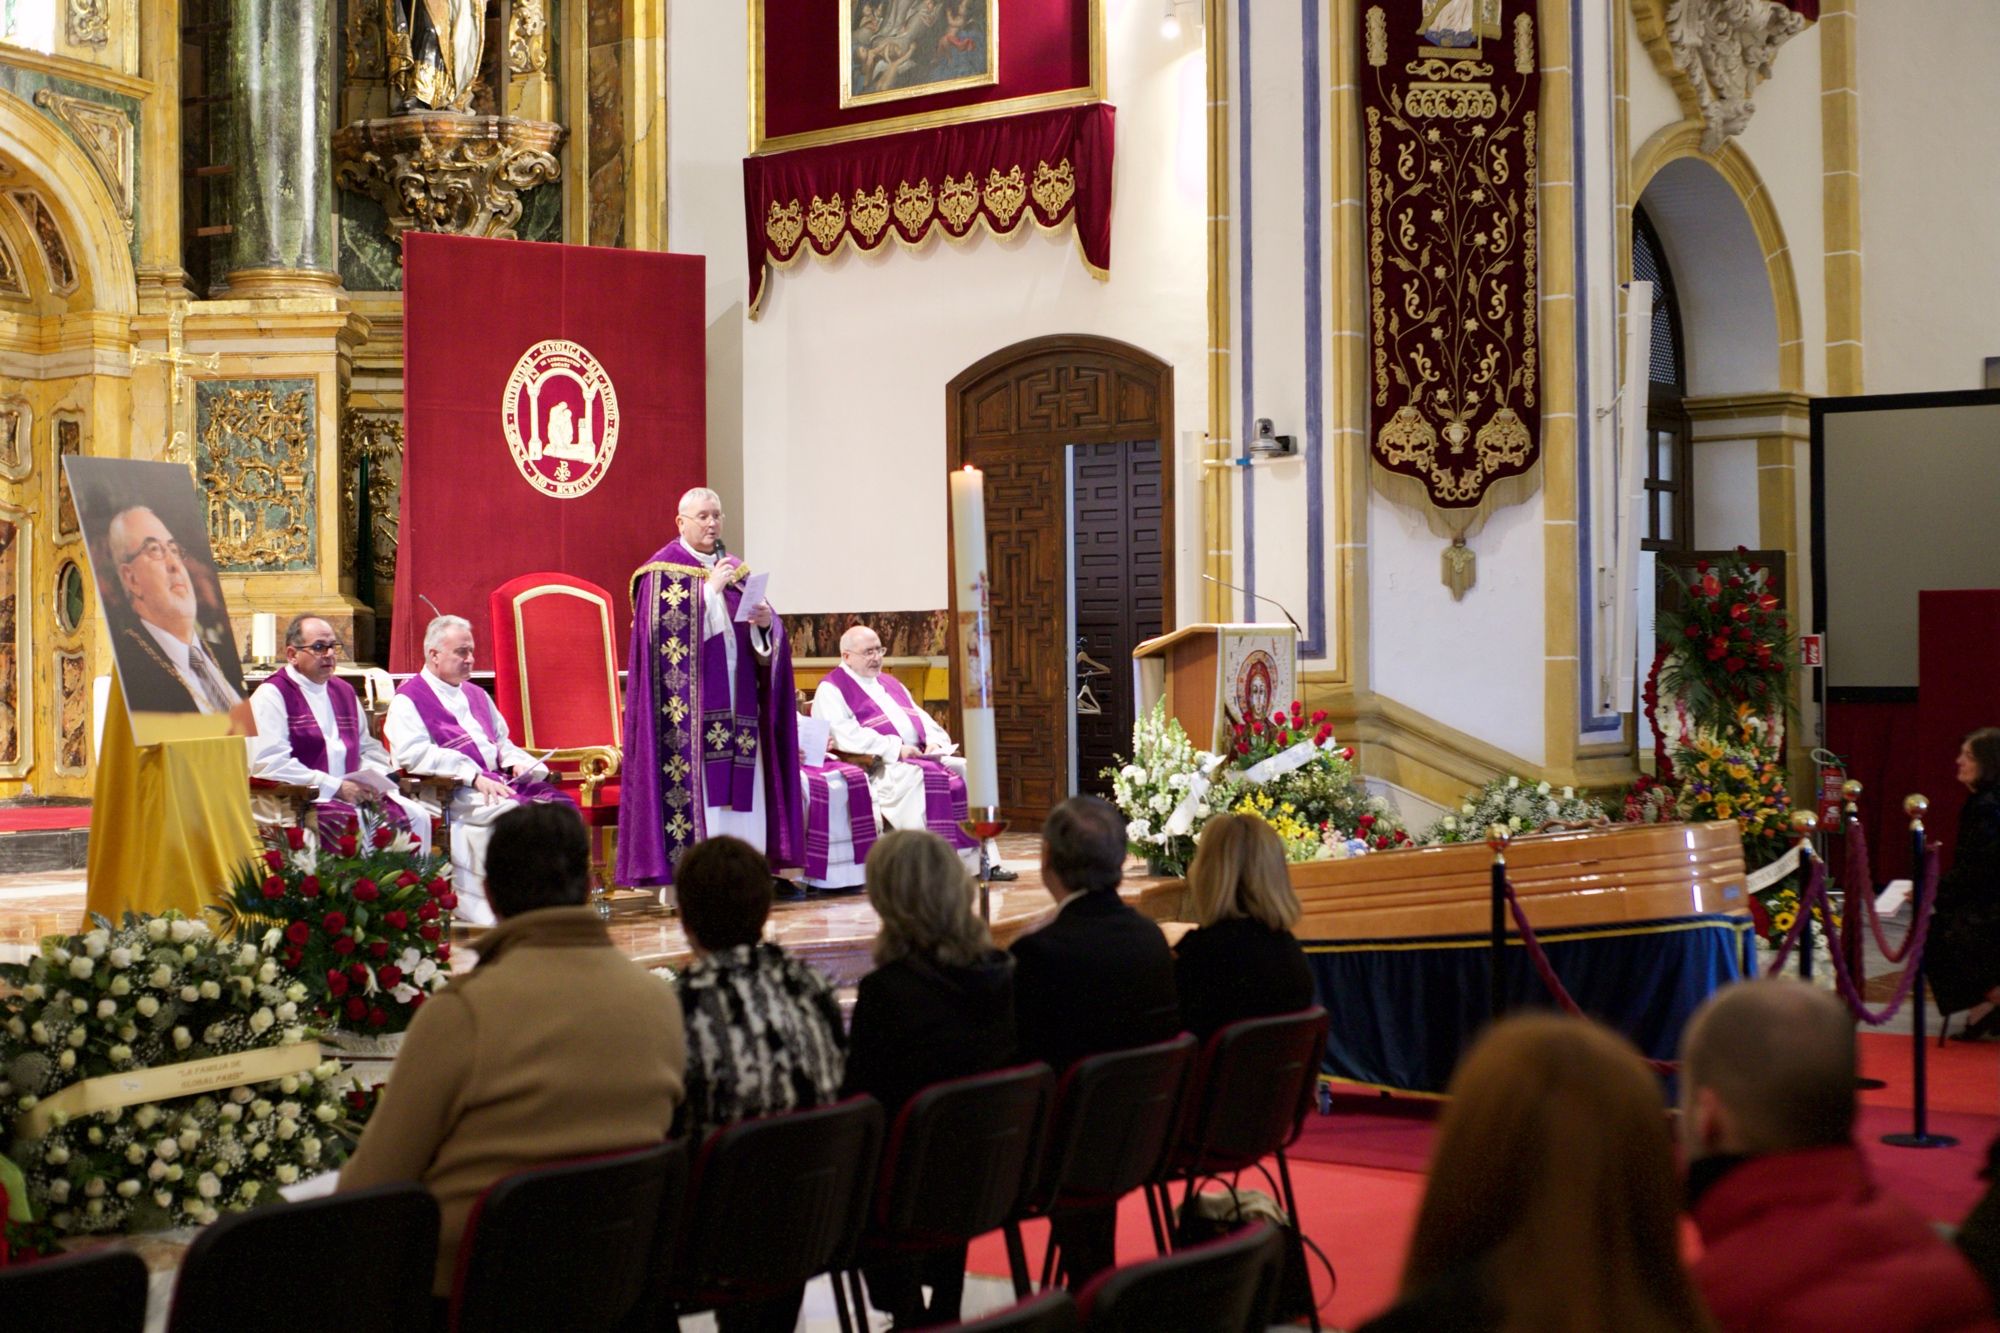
(946, 336, 1174, 824)
(0, 89, 139, 796)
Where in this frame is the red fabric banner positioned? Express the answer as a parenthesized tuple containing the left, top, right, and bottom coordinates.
(743, 102, 1114, 316)
(755, 0, 1097, 151)
(391, 234, 706, 673)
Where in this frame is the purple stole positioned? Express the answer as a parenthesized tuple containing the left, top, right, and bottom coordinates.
(617, 538, 805, 886)
(802, 759, 877, 879)
(264, 671, 411, 837)
(394, 674, 571, 807)
(826, 667, 976, 850)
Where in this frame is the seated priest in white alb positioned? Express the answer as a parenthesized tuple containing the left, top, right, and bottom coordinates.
(811, 624, 1012, 879)
(384, 615, 577, 926)
(249, 615, 433, 852)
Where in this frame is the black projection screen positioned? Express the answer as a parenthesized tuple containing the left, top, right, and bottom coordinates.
(1811, 389, 2000, 698)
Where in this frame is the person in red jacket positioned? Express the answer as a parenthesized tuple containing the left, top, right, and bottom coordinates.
(1680, 978, 1999, 1333)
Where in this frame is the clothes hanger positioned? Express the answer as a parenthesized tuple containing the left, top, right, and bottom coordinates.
(1075, 649, 1112, 678)
(1075, 680, 1104, 715)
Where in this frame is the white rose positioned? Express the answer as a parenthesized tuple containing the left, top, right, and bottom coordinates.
(136, 996, 160, 1018)
(29, 1021, 48, 1044)
(250, 1009, 274, 1034)
(164, 1163, 183, 1182)
(263, 927, 283, 952)
(230, 1086, 253, 1104)
(147, 1159, 167, 1180)
(1562, 786, 1575, 800)
(67, 956, 93, 980)
(238, 945, 258, 967)
(303, 1136, 322, 1162)
(198, 1173, 221, 1199)
(1461, 803, 1475, 815)
(155, 1138, 179, 1161)
(108, 946, 132, 969)
(1441, 816, 1458, 830)
(198, 980, 221, 1000)
(84, 1178, 106, 1198)
(1509, 816, 1523, 830)
(47, 1179, 69, 1203)
(178, 1129, 200, 1152)
(150, 966, 173, 988)
(45, 1144, 69, 1165)
(117, 1179, 141, 1199)
(314, 1103, 337, 1123)
(125, 1143, 147, 1165)
(279, 1076, 299, 1096)
(275, 1163, 299, 1184)
(169, 919, 194, 943)
(239, 1181, 261, 1202)
(1506, 776, 1519, 789)
(251, 1142, 271, 1161)
(96, 998, 116, 1019)
(85, 1127, 102, 1145)
(134, 1105, 160, 1130)
(276, 1120, 298, 1141)
(109, 976, 131, 997)
(153, 1191, 174, 1209)
(1537, 781, 1552, 796)
(257, 962, 279, 984)
(221, 1104, 242, 1123)
(50, 946, 70, 965)
(21, 982, 42, 1001)
(172, 1027, 191, 1051)
(57, 1049, 76, 1071)
(119, 1024, 136, 1041)
(66, 1027, 86, 1048)
(251, 1099, 273, 1119)
(179, 986, 199, 1004)
(83, 930, 108, 958)
(235, 977, 254, 996)
(146, 919, 169, 942)
(276, 1002, 298, 1023)
(278, 1101, 302, 1121)
(3, 1018, 20, 1038)
(109, 1044, 133, 1063)
(286, 982, 308, 1003)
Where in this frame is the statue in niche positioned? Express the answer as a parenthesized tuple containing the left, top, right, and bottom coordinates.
(385, 0, 487, 114)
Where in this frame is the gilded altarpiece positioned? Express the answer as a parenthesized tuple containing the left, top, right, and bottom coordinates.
(55, 650, 85, 777)
(0, 508, 28, 778)
(194, 379, 318, 573)
(338, 408, 404, 602)
(1361, 0, 1540, 598)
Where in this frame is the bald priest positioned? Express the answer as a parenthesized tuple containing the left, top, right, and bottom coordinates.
(618, 488, 804, 895)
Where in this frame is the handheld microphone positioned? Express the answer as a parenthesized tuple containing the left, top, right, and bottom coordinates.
(1201, 572, 1303, 636)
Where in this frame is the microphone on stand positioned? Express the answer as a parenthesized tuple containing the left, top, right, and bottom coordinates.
(418, 593, 445, 620)
(1201, 572, 1303, 636)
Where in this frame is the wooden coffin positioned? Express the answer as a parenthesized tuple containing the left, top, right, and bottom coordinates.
(1290, 820, 1750, 943)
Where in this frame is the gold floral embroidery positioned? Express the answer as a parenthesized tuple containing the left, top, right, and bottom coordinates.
(665, 696, 689, 725)
(665, 755, 691, 783)
(1031, 158, 1075, 216)
(663, 581, 688, 609)
(667, 813, 693, 846)
(706, 721, 731, 752)
(805, 193, 847, 250)
(893, 178, 934, 234)
(765, 198, 803, 256)
(937, 173, 979, 231)
(984, 164, 1026, 227)
(662, 638, 687, 667)
(851, 184, 890, 244)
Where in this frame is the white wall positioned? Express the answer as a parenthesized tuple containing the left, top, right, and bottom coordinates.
(668, 0, 1210, 618)
(1690, 438, 1759, 549)
(1858, 1, 2000, 395)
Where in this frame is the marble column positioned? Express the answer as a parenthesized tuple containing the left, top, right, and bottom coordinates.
(226, 0, 338, 294)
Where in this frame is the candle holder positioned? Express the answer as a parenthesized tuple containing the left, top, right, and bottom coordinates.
(959, 804, 1010, 923)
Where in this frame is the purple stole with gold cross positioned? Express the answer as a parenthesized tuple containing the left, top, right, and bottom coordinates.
(827, 666, 976, 850)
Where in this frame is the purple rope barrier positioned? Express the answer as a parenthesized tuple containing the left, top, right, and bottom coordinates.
(1809, 844, 1939, 1026)
(1845, 816, 1919, 965)
(1498, 878, 1679, 1076)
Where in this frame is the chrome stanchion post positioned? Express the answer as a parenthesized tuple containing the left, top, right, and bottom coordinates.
(1487, 824, 1510, 1025)
(1883, 793, 1955, 1149)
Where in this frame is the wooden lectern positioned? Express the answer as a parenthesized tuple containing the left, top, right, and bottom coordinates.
(1132, 623, 1299, 751)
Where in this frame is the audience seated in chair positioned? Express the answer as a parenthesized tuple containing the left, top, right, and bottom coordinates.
(1011, 795, 1181, 1290)
(337, 802, 686, 1298)
(1173, 813, 1316, 1040)
(384, 614, 576, 925)
(1680, 979, 1999, 1333)
(672, 833, 847, 1333)
(248, 614, 433, 852)
(843, 828, 1019, 1327)
(1358, 1014, 1716, 1333)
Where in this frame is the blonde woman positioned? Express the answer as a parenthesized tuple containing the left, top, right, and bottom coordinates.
(1174, 812, 1316, 1039)
(843, 828, 1016, 1327)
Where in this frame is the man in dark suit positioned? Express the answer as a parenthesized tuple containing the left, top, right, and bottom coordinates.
(1011, 794, 1181, 1288)
(105, 505, 242, 717)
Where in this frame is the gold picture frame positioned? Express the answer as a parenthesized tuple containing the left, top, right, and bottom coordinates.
(751, 0, 1105, 155)
(839, 0, 999, 110)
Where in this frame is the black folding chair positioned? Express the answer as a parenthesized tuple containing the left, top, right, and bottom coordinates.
(842, 1063, 1054, 1324)
(1003, 1033, 1196, 1293)
(0, 1245, 149, 1333)
(945, 1289, 1080, 1332)
(1076, 1221, 1284, 1333)
(665, 1096, 885, 1333)
(167, 1182, 439, 1332)
(450, 1141, 684, 1332)
(1146, 1007, 1329, 1330)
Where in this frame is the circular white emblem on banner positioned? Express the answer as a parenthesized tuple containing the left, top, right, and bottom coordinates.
(501, 339, 621, 499)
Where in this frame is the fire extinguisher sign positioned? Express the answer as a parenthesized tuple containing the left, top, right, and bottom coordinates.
(1801, 634, 1824, 668)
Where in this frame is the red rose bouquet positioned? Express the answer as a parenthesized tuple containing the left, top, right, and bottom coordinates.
(1655, 547, 1795, 740)
(220, 817, 454, 1035)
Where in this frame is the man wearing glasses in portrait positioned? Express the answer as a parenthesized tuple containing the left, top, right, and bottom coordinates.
(105, 503, 246, 719)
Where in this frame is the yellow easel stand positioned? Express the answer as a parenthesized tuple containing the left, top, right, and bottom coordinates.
(85, 674, 258, 927)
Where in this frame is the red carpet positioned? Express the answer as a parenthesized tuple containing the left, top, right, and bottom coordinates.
(973, 1035, 2000, 1328)
(0, 806, 89, 832)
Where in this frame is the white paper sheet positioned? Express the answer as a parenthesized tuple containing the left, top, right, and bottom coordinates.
(732, 572, 771, 622)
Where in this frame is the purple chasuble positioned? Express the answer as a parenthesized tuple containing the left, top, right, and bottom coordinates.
(826, 667, 976, 850)
(393, 674, 573, 808)
(265, 671, 413, 838)
(616, 538, 805, 886)
(802, 760, 878, 879)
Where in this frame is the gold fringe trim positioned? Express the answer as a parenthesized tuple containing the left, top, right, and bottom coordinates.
(628, 560, 752, 601)
(1367, 457, 1546, 544)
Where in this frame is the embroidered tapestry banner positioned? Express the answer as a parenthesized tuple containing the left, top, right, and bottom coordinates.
(743, 103, 1114, 317)
(1361, 0, 1540, 595)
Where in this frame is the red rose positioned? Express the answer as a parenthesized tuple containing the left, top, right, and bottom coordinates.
(284, 826, 307, 851)
(346, 1090, 369, 1111)
(345, 995, 368, 1020)
(1311, 710, 1327, 724)
(1236, 741, 1250, 755)
(419, 923, 442, 942)
(1695, 560, 1710, 574)
(373, 825, 396, 849)
(332, 936, 357, 956)
(1232, 721, 1245, 736)
(369, 941, 390, 959)
(1315, 725, 1333, 744)
(368, 1006, 389, 1028)
(396, 871, 420, 888)
(285, 921, 310, 945)
(264, 849, 284, 870)
(349, 962, 370, 982)
(1777, 617, 1789, 632)
(1340, 747, 1355, 761)
(1359, 814, 1376, 827)
(1735, 544, 1749, 555)
(283, 948, 303, 969)
(418, 900, 440, 921)
(1374, 836, 1390, 850)
(436, 943, 452, 962)
(353, 878, 380, 902)
(1290, 700, 1303, 715)
(299, 875, 321, 898)
(427, 878, 451, 899)
(1275, 731, 1290, 747)
(440, 892, 458, 910)
(322, 911, 348, 934)
(1724, 656, 1745, 673)
(336, 834, 357, 857)
(410, 993, 427, 1009)
(1250, 721, 1264, 735)
(384, 909, 409, 930)
(326, 970, 350, 997)
(261, 875, 285, 900)
(378, 965, 404, 988)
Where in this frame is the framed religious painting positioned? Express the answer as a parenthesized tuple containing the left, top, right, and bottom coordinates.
(752, 0, 1103, 152)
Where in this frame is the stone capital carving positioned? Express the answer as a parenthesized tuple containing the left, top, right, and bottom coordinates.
(66, 0, 108, 46)
(1662, 0, 1810, 153)
(332, 113, 565, 255)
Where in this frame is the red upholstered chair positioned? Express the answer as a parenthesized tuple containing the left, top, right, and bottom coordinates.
(489, 573, 626, 888)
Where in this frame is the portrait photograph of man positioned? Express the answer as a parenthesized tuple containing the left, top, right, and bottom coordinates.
(65, 457, 251, 744)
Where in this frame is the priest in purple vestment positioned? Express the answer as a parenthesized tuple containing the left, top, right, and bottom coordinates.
(810, 623, 1011, 878)
(384, 615, 574, 925)
(248, 615, 432, 852)
(618, 487, 804, 895)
